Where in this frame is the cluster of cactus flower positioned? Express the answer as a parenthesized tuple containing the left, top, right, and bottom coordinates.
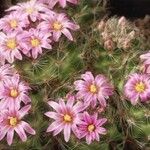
(45, 71, 114, 144)
(98, 16, 139, 51)
(0, 0, 79, 63)
(0, 64, 35, 145)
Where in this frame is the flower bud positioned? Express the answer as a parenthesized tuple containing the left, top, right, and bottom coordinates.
(98, 20, 105, 31)
(104, 39, 115, 51)
(118, 16, 126, 27)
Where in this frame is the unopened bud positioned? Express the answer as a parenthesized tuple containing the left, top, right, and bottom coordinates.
(98, 20, 105, 31)
(104, 39, 115, 51)
(128, 31, 136, 39)
(101, 32, 110, 41)
(122, 40, 131, 50)
(118, 16, 126, 26)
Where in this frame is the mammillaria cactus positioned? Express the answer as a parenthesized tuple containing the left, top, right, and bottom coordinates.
(0, 0, 149, 149)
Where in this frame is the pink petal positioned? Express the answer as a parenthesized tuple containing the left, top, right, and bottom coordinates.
(15, 125, 27, 142)
(44, 111, 59, 120)
(97, 127, 107, 135)
(7, 128, 14, 145)
(46, 121, 61, 132)
(64, 124, 71, 142)
(98, 94, 107, 107)
(62, 28, 73, 41)
(18, 105, 31, 119)
(0, 126, 10, 141)
(97, 118, 107, 126)
(53, 123, 64, 136)
(59, 0, 67, 8)
(86, 134, 92, 145)
(21, 121, 36, 135)
(48, 101, 60, 112)
(81, 71, 94, 82)
(53, 32, 61, 42)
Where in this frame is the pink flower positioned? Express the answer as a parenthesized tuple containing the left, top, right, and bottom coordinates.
(0, 64, 15, 83)
(38, 13, 79, 41)
(0, 75, 31, 109)
(38, 0, 58, 9)
(39, 0, 78, 8)
(78, 112, 107, 144)
(20, 28, 52, 59)
(124, 73, 150, 105)
(58, 0, 78, 8)
(7, 0, 49, 22)
(140, 52, 150, 74)
(45, 97, 85, 142)
(0, 32, 23, 63)
(0, 12, 29, 33)
(74, 72, 114, 108)
(0, 105, 36, 145)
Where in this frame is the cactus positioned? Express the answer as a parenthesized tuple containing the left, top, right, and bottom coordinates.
(0, 0, 149, 149)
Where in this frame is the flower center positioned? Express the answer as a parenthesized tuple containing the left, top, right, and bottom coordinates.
(10, 89, 18, 98)
(53, 21, 62, 31)
(26, 8, 34, 14)
(135, 82, 146, 93)
(90, 84, 97, 93)
(88, 124, 95, 132)
(10, 20, 18, 28)
(31, 38, 40, 47)
(6, 39, 17, 50)
(9, 117, 18, 126)
(63, 114, 72, 123)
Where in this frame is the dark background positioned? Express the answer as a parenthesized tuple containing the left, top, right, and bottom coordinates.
(108, 0, 150, 18)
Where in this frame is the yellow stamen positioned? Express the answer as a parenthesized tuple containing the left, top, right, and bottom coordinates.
(26, 8, 34, 14)
(135, 82, 146, 93)
(10, 89, 18, 98)
(88, 124, 95, 132)
(9, 117, 17, 126)
(63, 114, 72, 122)
(10, 20, 18, 28)
(53, 21, 62, 31)
(6, 39, 17, 50)
(31, 38, 40, 47)
(90, 84, 97, 93)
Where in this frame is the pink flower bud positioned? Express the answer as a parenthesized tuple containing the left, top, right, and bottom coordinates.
(98, 20, 105, 31)
(128, 31, 136, 39)
(122, 40, 131, 50)
(104, 39, 115, 50)
(118, 16, 126, 26)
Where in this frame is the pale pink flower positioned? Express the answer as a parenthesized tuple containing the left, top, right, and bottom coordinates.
(7, 0, 49, 22)
(38, 0, 58, 9)
(45, 97, 85, 142)
(0, 32, 23, 63)
(0, 64, 15, 83)
(58, 0, 78, 8)
(39, 0, 78, 8)
(20, 28, 52, 59)
(78, 112, 107, 144)
(124, 73, 150, 105)
(74, 72, 114, 108)
(0, 75, 31, 109)
(0, 105, 36, 145)
(38, 13, 79, 41)
(0, 12, 29, 33)
(140, 52, 150, 74)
